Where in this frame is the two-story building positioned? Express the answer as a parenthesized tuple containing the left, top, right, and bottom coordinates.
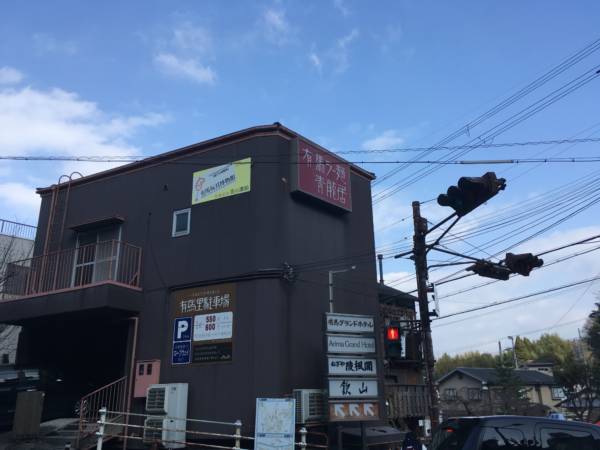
(0, 123, 394, 444)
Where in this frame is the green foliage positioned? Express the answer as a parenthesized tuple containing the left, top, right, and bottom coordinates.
(435, 351, 497, 379)
(515, 333, 575, 364)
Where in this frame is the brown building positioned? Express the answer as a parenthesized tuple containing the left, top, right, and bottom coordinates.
(0, 124, 407, 445)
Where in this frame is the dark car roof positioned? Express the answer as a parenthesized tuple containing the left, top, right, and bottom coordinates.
(446, 415, 598, 429)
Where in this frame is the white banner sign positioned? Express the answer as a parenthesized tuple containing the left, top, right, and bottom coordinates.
(328, 357, 377, 376)
(254, 398, 295, 450)
(328, 378, 378, 399)
(326, 313, 374, 334)
(327, 334, 376, 354)
(193, 312, 233, 341)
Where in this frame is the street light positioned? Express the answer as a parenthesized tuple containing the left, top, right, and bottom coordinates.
(328, 266, 356, 313)
(507, 336, 518, 368)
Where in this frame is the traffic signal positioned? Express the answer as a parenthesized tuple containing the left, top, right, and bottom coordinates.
(467, 261, 512, 280)
(505, 253, 544, 276)
(437, 172, 506, 216)
(385, 324, 403, 359)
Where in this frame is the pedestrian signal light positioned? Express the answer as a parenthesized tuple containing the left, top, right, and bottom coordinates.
(387, 326, 400, 341)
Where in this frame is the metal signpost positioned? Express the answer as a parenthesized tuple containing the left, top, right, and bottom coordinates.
(325, 312, 379, 450)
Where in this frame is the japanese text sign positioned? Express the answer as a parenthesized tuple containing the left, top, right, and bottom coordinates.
(326, 313, 374, 334)
(192, 158, 251, 205)
(328, 357, 377, 376)
(295, 139, 352, 211)
(171, 283, 235, 365)
(328, 378, 378, 398)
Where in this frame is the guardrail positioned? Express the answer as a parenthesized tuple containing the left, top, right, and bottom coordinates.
(95, 408, 328, 450)
(0, 219, 36, 240)
(77, 377, 128, 447)
(1, 240, 142, 298)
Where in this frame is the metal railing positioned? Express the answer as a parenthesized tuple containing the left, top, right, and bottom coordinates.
(0, 219, 36, 241)
(94, 408, 327, 450)
(1, 240, 142, 298)
(77, 377, 128, 447)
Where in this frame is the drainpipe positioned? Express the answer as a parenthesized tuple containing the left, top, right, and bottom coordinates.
(123, 317, 139, 450)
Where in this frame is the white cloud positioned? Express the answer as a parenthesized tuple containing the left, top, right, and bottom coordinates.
(32, 33, 78, 55)
(308, 52, 322, 73)
(0, 67, 23, 85)
(154, 22, 217, 84)
(172, 23, 213, 54)
(260, 8, 296, 46)
(333, 0, 350, 17)
(362, 130, 405, 150)
(154, 53, 216, 85)
(0, 182, 41, 214)
(331, 29, 359, 73)
(0, 85, 168, 177)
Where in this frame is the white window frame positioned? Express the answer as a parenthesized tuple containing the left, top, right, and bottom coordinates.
(172, 208, 191, 237)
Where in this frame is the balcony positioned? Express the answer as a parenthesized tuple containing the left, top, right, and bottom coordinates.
(0, 240, 143, 324)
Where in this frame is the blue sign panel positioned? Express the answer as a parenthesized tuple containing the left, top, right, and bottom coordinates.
(172, 341, 191, 365)
(173, 317, 192, 342)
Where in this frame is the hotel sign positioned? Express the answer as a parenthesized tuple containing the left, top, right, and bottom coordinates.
(326, 334, 376, 354)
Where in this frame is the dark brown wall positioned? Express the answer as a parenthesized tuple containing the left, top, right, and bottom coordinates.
(32, 132, 379, 427)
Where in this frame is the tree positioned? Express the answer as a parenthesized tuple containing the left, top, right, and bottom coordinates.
(492, 354, 535, 415)
(435, 351, 498, 379)
(515, 333, 575, 365)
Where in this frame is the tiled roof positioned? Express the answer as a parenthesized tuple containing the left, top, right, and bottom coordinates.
(437, 367, 555, 385)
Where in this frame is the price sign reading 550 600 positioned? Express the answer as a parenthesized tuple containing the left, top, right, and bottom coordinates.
(193, 312, 233, 341)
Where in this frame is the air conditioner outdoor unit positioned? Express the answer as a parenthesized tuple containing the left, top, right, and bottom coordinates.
(145, 383, 188, 449)
(294, 389, 327, 424)
(146, 383, 188, 416)
(143, 416, 187, 449)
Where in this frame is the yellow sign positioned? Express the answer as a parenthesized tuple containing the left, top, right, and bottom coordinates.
(191, 157, 251, 205)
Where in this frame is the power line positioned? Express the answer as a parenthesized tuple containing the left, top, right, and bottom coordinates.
(440, 316, 587, 355)
(2, 155, 600, 165)
(433, 276, 600, 321)
(372, 37, 600, 187)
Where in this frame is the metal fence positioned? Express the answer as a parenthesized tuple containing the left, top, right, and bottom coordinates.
(0, 219, 36, 240)
(1, 240, 142, 298)
(77, 377, 128, 447)
(94, 408, 328, 450)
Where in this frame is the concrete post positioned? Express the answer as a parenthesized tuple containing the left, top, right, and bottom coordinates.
(96, 407, 107, 450)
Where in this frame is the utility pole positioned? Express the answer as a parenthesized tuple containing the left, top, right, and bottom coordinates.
(411, 201, 440, 428)
(377, 254, 384, 284)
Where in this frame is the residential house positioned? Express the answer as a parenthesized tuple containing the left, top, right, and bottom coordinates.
(437, 367, 563, 418)
(0, 219, 36, 365)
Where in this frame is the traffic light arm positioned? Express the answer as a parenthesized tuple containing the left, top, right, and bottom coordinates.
(425, 215, 461, 254)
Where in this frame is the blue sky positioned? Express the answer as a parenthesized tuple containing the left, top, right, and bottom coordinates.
(1, 0, 600, 355)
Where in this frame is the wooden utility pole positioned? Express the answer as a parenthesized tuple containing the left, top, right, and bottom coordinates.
(411, 200, 440, 429)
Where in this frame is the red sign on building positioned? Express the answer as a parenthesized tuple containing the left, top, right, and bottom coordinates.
(295, 139, 352, 211)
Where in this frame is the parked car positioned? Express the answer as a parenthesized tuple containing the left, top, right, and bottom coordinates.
(430, 416, 600, 450)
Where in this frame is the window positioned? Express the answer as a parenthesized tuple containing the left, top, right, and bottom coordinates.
(467, 388, 482, 401)
(479, 427, 525, 450)
(172, 209, 191, 237)
(540, 427, 596, 450)
(444, 388, 457, 401)
(72, 225, 121, 286)
(551, 387, 566, 400)
(1, 354, 8, 364)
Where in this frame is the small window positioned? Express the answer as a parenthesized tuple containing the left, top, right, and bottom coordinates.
(444, 388, 457, 401)
(1, 354, 8, 364)
(172, 209, 191, 237)
(467, 388, 482, 401)
(551, 387, 565, 400)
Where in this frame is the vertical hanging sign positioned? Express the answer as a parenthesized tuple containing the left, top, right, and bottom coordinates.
(292, 139, 352, 211)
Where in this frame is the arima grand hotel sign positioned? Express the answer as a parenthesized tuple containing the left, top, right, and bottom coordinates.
(293, 139, 352, 211)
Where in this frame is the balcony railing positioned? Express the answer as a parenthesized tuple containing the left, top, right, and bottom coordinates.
(0, 219, 36, 241)
(1, 240, 142, 298)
